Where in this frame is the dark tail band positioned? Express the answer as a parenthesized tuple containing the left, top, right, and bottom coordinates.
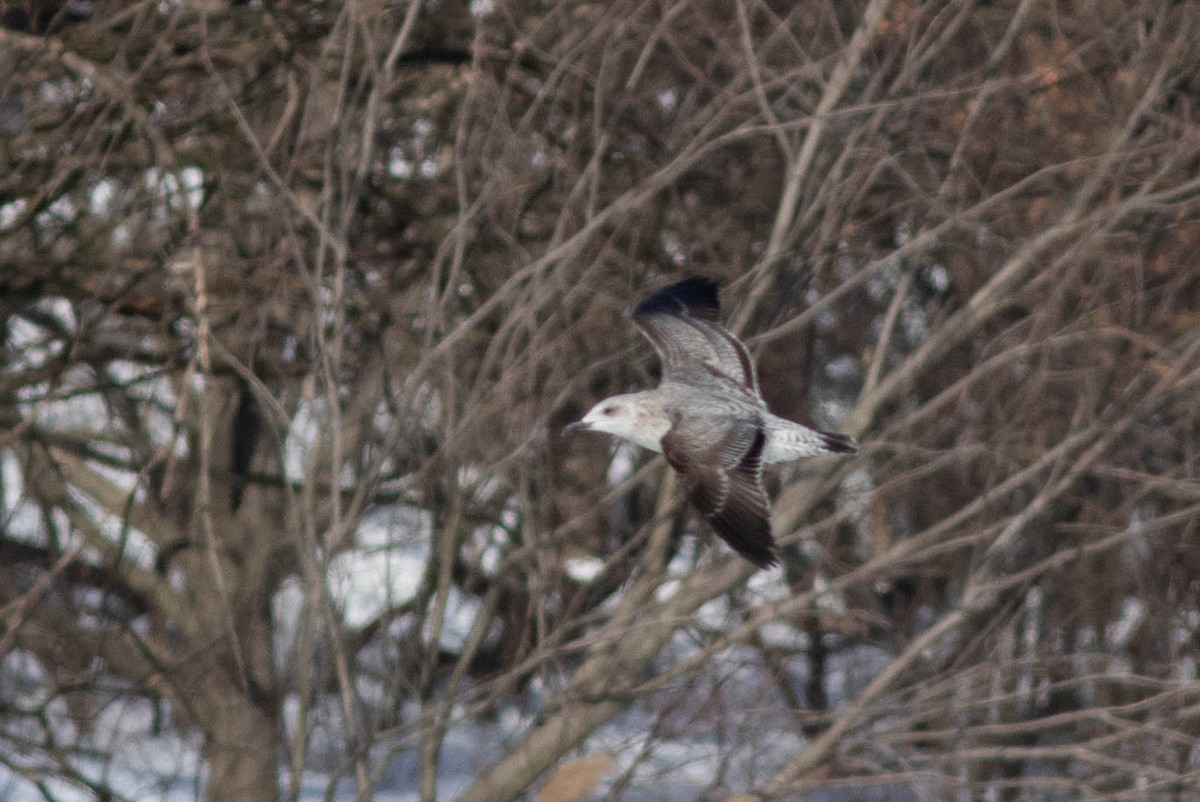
(819, 430, 858, 454)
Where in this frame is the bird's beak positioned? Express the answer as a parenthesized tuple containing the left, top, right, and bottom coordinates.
(562, 421, 590, 436)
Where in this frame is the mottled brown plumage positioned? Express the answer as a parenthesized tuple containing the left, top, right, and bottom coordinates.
(565, 277, 856, 568)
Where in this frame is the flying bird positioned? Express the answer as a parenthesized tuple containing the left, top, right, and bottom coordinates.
(563, 277, 856, 569)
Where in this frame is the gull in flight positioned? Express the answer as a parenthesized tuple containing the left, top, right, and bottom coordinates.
(564, 277, 856, 568)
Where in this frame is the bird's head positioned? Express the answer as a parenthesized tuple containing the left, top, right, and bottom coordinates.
(562, 393, 666, 451)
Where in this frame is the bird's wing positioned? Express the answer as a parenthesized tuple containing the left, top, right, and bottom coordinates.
(661, 413, 777, 568)
(632, 277, 760, 396)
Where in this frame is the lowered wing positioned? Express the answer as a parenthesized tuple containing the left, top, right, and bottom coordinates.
(660, 413, 777, 569)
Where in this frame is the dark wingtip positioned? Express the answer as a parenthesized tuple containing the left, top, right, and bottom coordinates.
(713, 526, 778, 569)
(634, 276, 721, 322)
(820, 431, 858, 454)
(706, 507, 779, 569)
(745, 546, 779, 569)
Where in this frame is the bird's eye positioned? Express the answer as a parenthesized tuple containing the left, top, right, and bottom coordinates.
(602, 406, 616, 416)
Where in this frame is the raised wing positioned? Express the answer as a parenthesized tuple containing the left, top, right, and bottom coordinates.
(661, 413, 777, 569)
(632, 277, 760, 396)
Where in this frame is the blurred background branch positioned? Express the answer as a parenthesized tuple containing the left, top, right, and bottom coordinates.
(2, 0, 1199, 800)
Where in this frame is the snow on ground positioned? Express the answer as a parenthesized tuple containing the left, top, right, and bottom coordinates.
(0, 489, 914, 800)
(0, 633, 918, 801)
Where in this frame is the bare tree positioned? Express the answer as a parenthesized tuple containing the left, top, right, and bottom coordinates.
(2, 0, 1200, 800)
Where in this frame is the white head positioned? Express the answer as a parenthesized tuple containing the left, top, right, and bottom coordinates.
(563, 392, 668, 453)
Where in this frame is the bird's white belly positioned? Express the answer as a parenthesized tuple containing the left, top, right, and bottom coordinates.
(626, 429, 666, 453)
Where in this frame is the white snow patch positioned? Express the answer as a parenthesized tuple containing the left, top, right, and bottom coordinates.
(565, 555, 606, 582)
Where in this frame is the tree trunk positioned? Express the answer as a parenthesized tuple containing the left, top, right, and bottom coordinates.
(203, 690, 280, 802)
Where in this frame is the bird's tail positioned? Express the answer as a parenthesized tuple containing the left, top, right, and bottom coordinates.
(819, 430, 858, 454)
